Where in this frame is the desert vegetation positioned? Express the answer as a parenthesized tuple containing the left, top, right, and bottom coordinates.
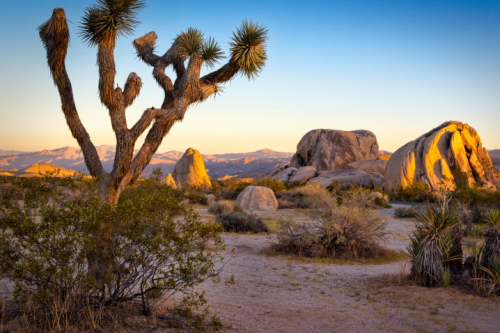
(0, 175, 227, 331)
(272, 185, 390, 260)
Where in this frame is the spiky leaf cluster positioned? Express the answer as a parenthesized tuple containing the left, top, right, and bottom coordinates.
(178, 29, 224, 68)
(178, 28, 204, 57)
(230, 20, 268, 79)
(202, 37, 224, 68)
(80, 0, 145, 46)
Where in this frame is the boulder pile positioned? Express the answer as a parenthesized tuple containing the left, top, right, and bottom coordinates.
(385, 121, 498, 192)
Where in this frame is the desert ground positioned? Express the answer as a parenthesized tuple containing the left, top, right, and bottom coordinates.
(187, 203, 500, 333)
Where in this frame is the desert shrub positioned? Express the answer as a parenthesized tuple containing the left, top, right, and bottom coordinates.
(275, 187, 313, 209)
(394, 181, 433, 202)
(183, 191, 208, 205)
(394, 206, 419, 218)
(0, 177, 226, 331)
(274, 185, 388, 259)
(373, 196, 390, 208)
(211, 179, 252, 200)
(254, 177, 286, 193)
(215, 211, 268, 233)
(233, 203, 245, 213)
(277, 198, 296, 209)
(208, 200, 232, 215)
(407, 198, 460, 287)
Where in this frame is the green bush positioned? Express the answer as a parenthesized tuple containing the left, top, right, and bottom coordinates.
(394, 181, 433, 202)
(394, 206, 419, 218)
(215, 211, 268, 233)
(274, 185, 388, 259)
(254, 177, 286, 193)
(211, 179, 252, 200)
(0, 177, 225, 330)
(208, 200, 244, 215)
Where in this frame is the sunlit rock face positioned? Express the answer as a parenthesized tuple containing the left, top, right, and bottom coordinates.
(290, 129, 379, 171)
(172, 148, 211, 188)
(385, 121, 498, 192)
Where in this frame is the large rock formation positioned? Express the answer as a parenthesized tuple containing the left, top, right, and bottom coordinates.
(290, 129, 379, 171)
(307, 169, 384, 189)
(236, 186, 278, 211)
(172, 148, 211, 188)
(385, 121, 498, 192)
(347, 159, 388, 174)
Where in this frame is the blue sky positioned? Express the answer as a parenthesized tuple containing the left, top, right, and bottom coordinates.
(0, 0, 499, 153)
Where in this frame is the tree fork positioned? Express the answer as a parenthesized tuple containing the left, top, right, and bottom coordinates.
(39, 2, 268, 204)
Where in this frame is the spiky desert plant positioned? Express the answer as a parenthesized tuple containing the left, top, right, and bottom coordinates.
(407, 200, 460, 287)
(481, 208, 500, 270)
(460, 185, 487, 224)
(39, 1, 268, 204)
(229, 20, 268, 79)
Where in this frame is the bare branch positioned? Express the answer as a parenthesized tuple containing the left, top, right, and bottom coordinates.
(130, 107, 175, 140)
(38, 8, 104, 177)
(133, 31, 159, 66)
(123, 72, 142, 107)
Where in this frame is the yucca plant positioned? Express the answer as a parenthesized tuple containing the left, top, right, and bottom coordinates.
(481, 208, 500, 270)
(38, 1, 268, 204)
(480, 257, 500, 295)
(407, 200, 461, 287)
(459, 185, 487, 224)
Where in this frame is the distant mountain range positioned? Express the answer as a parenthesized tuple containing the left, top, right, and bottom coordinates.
(0, 150, 27, 156)
(1, 146, 498, 178)
(0, 146, 294, 179)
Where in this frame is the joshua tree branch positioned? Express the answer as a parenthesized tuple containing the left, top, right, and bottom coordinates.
(130, 107, 174, 140)
(38, 8, 104, 177)
(123, 73, 142, 107)
(200, 60, 240, 86)
(97, 43, 119, 109)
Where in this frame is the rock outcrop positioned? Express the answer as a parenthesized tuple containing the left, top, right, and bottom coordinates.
(271, 167, 297, 182)
(236, 186, 278, 211)
(163, 173, 177, 188)
(172, 148, 211, 188)
(385, 121, 498, 192)
(289, 166, 317, 184)
(347, 159, 388, 174)
(307, 169, 383, 189)
(290, 129, 379, 171)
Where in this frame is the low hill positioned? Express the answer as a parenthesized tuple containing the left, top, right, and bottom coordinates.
(16, 163, 84, 178)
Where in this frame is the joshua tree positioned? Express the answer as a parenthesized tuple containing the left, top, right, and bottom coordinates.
(39, 0, 268, 204)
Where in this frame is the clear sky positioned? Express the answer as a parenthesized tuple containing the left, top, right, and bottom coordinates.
(0, 0, 499, 154)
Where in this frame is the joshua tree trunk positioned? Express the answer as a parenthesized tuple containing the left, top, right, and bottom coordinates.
(39, 3, 267, 204)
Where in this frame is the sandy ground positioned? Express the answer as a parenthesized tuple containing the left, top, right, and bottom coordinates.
(191, 204, 500, 333)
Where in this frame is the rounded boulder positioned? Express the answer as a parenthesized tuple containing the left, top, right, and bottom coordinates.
(236, 186, 278, 212)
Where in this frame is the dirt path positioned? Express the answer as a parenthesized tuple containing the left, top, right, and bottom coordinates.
(193, 205, 500, 333)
